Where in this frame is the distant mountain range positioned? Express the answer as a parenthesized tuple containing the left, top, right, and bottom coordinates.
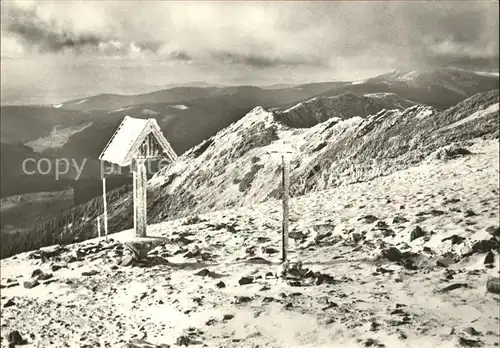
(0, 68, 498, 241)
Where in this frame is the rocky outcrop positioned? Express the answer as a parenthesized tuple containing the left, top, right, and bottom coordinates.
(274, 93, 389, 128)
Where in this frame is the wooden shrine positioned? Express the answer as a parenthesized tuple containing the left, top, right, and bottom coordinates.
(99, 116, 177, 237)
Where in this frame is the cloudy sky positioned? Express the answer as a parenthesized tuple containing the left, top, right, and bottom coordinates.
(1, 1, 499, 104)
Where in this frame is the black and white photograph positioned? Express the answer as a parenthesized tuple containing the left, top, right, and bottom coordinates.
(0, 1, 499, 347)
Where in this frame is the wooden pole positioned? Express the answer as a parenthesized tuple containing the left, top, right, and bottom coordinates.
(281, 154, 290, 263)
(97, 216, 101, 238)
(102, 177, 108, 240)
(133, 159, 137, 235)
(139, 159, 147, 237)
(133, 158, 147, 237)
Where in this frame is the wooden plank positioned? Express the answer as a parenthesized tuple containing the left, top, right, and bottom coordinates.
(134, 158, 147, 237)
(133, 168, 137, 233)
(282, 155, 290, 263)
(102, 178, 108, 240)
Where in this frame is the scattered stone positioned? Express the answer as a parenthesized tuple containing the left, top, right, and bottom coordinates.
(200, 252, 215, 261)
(195, 269, 211, 277)
(383, 247, 403, 262)
(460, 246, 473, 257)
(287, 261, 307, 278)
(464, 209, 477, 217)
(422, 246, 434, 254)
(62, 254, 77, 264)
(442, 235, 466, 245)
(472, 239, 498, 253)
(439, 283, 468, 293)
(486, 226, 500, 237)
(443, 198, 461, 205)
(184, 245, 200, 258)
(364, 338, 377, 347)
(289, 280, 303, 287)
(23, 279, 39, 289)
(175, 335, 196, 346)
(8, 330, 27, 345)
(234, 296, 253, 304)
(215, 281, 226, 289)
(81, 270, 99, 276)
(321, 301, 338, 310)
(410, 226, 425, 242)
(416, 209, 445, 217)
(359, 215, 378, 224)
(38, 272, 53, 281)
(375, 267, 394, 274)
(238, 276, 254, 286)
(126, 339, 170, 348)
(31, 269, 44, 278)
(50, 264, 63, 272)
(351, 232, 363, 243)
(247, 256, 272, 265)
(314, 231, 333, 243)
(484, 252, 495, 265)
(222, 314, 234, 321)
(245, 246, 256, 256)
(3, 299, 15, 308)
(315, 273, 336, 285)
(289, 230, 308, 242)
(430, 209, 445, 216)
(263, 247, 279, 255)
(437, 257, 455, 268)
(120, 255, 135, 267)
(458, 337, 483, 347)
(462, 327, 482, 337)
(123, 241, 155, 260)
(370, 321, 381, 332)
(39, 245, 64, 258)
(392, 216, 409, 224)
(256, 237, 271, 243)
(375, 221, 389, 229)
(486, 277, 500, 294)
(205, 318, 217, 326)
(444, 269, 456, 280)
(398, 330, 408, 340)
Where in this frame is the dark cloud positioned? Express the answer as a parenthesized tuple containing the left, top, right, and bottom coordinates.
(299, 2, 499, 71)
(0, 1, 498, 79)
(210, 51, 326, 68)
(2, 4, 105, 54)
(168, 50, 192, 62)
(0, 3, 164, 56)
(418, 54, 499, 72)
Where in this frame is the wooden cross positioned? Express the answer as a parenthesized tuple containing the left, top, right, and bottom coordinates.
(132, 157, 148, 237)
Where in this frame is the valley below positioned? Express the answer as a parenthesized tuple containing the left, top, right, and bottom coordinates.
(0, 189, 74, 234)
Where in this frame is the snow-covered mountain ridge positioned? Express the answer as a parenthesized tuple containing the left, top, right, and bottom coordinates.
(3, 90, 498, 259)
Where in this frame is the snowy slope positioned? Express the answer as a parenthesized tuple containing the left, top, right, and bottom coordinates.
(144, 90, 499, 225)
(1, 138, 498, 348)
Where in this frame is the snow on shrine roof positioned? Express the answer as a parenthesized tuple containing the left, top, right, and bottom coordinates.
(99, 116, 177, 167)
